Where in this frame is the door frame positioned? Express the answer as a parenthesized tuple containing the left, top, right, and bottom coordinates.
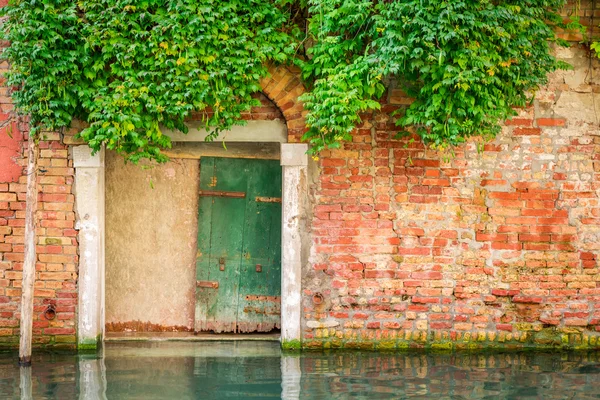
(72, 124, 308, 349)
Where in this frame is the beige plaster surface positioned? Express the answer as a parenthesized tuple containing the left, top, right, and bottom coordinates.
(105, 150, 199, 330)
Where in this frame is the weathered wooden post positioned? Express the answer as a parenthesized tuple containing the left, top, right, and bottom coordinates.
(19, 136, 39, 366)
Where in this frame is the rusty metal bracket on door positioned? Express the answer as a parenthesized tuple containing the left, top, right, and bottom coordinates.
(197, 280, 219, 289)
(219, 257, 226, 271)
(200, 190, 246, 198)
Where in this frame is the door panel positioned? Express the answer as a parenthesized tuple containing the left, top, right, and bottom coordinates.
(195, 157, 282, 333)
(237, 160, 282, 332)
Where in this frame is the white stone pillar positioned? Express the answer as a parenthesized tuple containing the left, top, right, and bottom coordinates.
(280, 143, 307, 348)
(73, 146, 105, 350)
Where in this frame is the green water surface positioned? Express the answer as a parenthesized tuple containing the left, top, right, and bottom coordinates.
(1, 342, 599, 399)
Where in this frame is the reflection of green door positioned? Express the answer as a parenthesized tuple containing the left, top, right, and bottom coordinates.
(195, 157, 282, 333)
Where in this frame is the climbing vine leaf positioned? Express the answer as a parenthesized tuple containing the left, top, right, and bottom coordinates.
(1, 0, 578, 159)
(299, 0, 572, 152)
(1, 0, 297, 162)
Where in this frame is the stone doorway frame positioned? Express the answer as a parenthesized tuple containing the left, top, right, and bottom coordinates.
(73, 65, 308, 349)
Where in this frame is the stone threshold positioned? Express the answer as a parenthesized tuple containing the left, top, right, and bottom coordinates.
(105, 332, 281, 342)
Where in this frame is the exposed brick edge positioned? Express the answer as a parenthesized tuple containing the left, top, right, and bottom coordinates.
(260, 64, 307, 143)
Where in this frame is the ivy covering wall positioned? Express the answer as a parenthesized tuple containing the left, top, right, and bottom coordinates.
(1, 0, 579, 160)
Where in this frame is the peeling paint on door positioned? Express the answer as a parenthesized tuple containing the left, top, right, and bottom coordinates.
(195, 157, 282, 333)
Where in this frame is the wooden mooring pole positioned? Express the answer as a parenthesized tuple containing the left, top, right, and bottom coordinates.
(19, 136, 38, 366)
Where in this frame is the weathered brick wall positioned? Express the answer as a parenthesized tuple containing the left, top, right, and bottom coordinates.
(1, 4, 599, 350)
(188, 92, 284, 122)
(303, 44, 600, 349)
(0, 1, 80, 348)
(0, 128, 79, 349)
(557, 0, 600, 41)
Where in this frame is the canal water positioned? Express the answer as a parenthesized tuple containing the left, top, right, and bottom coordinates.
(0, 342, 599, 399)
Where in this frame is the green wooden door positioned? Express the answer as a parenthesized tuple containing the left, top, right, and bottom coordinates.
(195, 157, 282, 333)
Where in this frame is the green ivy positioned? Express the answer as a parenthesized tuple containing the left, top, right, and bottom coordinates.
(300, 0, 571, 152)
(592, 41, 600, 58)
(1, 0, 577, 160)
(297, 0, 385, 151)
(2, 0, 297, 162)
(0, 0, 83, 135)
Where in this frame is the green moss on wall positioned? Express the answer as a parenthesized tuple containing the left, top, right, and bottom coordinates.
(300, 329, 600, 351)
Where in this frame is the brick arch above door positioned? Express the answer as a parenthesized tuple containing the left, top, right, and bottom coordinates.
(260, 64, 307, 143)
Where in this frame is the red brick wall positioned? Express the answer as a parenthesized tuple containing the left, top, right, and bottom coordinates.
(1, 7, 599, 349)
(243, 93, 285, 121)
(0, 117, 22, 183)
(557, 0, 600, 42)
(303, 44, 600, 349)
(188, 92, 284, 122)
(0, 127, 79, 348)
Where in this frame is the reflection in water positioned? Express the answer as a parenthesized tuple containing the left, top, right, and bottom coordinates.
(78, 349, 106, 400)
(19, 366, 32, 400)
(281, 355, 301, 400)
(299, 351, 600, 399)
(0, 342, 599, 399)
